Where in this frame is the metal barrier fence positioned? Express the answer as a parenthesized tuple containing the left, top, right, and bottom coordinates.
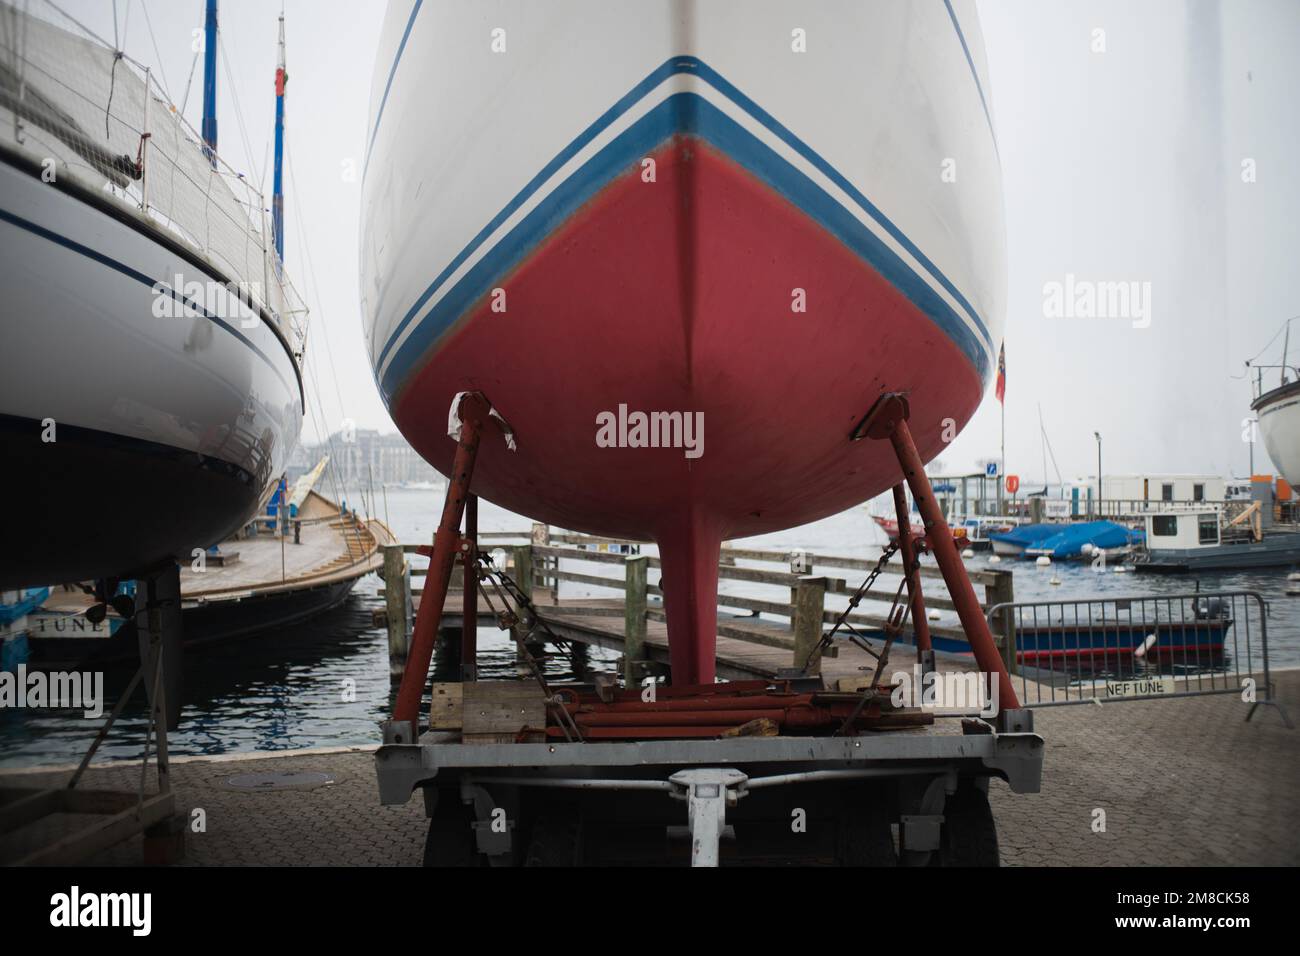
(986, 591, 1292, 725)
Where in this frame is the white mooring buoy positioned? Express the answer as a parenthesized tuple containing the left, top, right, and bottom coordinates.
(989, 553, 1002, 564)
(928, 610, 942, 621)
(961, 548, 975, 559)
(1035, 555, 1051, 567)
(1049, 574, 1062, 586)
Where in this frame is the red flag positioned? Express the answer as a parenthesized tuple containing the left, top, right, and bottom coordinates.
(995, 342, 1006, 403)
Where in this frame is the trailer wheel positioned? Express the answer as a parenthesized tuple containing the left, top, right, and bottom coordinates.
(422, 793, 482, 867)
(524, 815, 583, 867)
(837, 790, 897, 867)
(937, 783, 999, 867)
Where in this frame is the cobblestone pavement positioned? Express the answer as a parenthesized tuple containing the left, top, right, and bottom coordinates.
(990, 669, 1299, 867)
(2, 671, 1295, 866)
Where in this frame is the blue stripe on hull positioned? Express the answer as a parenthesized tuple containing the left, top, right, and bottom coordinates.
(0, 204, 300, 404)
(377, 58, 996, 401)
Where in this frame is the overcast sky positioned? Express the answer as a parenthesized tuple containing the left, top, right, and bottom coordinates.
(58, 0, 1300, 484)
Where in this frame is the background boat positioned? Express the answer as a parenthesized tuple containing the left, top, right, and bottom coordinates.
(1250, 319, 1300, 489)
(1131, 507, 1300, 573)
(0, 1, 307, 589)
(21, 489, 393, 670)
(360, 0, 1005, 682)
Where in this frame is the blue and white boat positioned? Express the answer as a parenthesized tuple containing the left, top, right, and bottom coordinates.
(989, 523, 1060, 557)
(1023, 521, 1143, 562)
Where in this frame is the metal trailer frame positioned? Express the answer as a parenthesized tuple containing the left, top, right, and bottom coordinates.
(376, 720, 1043, 866)
(378, 391, 1044, 866)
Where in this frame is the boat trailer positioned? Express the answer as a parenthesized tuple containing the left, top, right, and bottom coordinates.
(375, 392, 1043, 866)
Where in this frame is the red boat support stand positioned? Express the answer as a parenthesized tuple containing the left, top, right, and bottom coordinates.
(855, 392, 1022, 718)
(392, 392, 492, 731)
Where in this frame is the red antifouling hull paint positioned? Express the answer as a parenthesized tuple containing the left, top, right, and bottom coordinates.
(394, 139, 983, 683)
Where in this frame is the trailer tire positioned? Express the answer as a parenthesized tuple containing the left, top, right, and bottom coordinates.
(837, 793, 897, 867)
(524, 816, 583, 867)
(937, 783, 999, 867)
(422, 793, 483, 867)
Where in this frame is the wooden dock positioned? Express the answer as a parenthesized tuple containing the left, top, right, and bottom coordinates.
(378, 525, 1017, 685)
(179, 491, 395, 603)
(38, 491, 396, 641)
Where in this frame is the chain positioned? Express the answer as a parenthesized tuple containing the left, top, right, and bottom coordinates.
(799, 540, 902, 672)
(473, 551, 585, 742)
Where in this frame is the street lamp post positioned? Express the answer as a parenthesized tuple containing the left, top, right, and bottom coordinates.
(1094, 431, 1102, 518)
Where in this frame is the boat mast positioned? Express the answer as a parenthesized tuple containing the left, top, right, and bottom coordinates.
(201, 0, 219, 167)
(272, 12, 287, 265)
(1282, 320, 1291, 387)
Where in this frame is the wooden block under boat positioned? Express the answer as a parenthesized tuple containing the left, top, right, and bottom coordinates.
(429, 682, 464, 730)
(461, 681, 547, 737)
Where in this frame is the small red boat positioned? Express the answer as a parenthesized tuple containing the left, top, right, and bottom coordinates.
(871, 514, 968, 547)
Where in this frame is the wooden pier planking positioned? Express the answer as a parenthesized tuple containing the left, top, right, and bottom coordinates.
(383, 531, 1018, 685)
(415, 587, 986, 686)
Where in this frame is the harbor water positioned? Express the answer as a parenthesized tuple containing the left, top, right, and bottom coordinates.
(2, 488, 1297, 767)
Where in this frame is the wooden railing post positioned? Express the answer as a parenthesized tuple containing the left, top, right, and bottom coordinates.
(512, 544, 533, 600)
(531, 522, 552, 600)
(984, 568, 1017, 675)
(623, 554, 648, 685)
(788, 550, 811, 623)
(383, 544, 411, 679)
(791, 575, 827, 674)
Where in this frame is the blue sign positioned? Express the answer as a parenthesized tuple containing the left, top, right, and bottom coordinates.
(985, 462, 999, 478)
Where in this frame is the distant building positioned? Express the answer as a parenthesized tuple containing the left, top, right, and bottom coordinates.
(287, 429, 443, 491)
(1083, 474, 1226, 506)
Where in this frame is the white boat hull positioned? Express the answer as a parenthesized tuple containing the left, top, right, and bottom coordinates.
(1254, 381, 1300, 489)
(0, 154, 303, 587)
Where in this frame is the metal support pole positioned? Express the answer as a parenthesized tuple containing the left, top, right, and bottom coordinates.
(461, 493, 478, 682)
(891, 483, 932, 656)
(855, 394, 1020, 712)
(393, 393, 490, 726)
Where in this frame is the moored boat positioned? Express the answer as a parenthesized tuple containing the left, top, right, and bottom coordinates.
(22, 487, 394, 669)
(1131, 508, 1300, 573)
(1023, 521, 1143, 562)
(884, 603, 1231, 666)
(989, 523, 1059, 557)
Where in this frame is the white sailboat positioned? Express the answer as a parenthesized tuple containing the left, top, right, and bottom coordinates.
(0, 1, 307, 589)
(1251, 320, 1300, 489)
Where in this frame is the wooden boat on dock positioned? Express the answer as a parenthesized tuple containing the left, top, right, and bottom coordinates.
(21, 491, 395, 669)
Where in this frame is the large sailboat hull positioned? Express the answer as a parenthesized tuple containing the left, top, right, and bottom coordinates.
(0, 155, 303, 588)
(362, 1, 1006, 682)
(1253, 380, 1300, 489)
